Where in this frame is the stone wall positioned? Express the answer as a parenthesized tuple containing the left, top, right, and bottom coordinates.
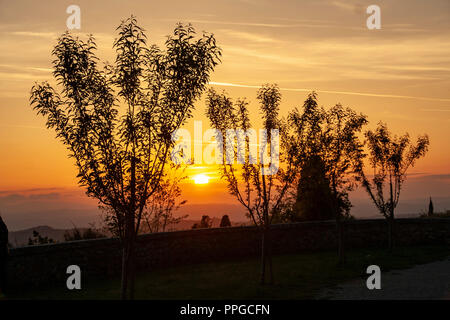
(6, 218, 450, 288)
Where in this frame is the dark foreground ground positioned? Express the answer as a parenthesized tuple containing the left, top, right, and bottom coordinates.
(4, 245, 450, 300)
(319, 256, 450, 299)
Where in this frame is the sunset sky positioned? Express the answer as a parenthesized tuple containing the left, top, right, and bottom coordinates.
(0, 0, 449, 230)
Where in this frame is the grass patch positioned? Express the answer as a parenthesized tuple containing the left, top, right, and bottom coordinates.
(7, 245, 450, 300)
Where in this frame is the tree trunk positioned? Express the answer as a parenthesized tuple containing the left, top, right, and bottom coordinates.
(267, 224, 274, 284)
(337, 218, 346, 266)
(121, 156, 137, 300)
(260, 226, 267, 285)
(260, 224, 274, 285)
(387, 214, 395, 252)
(128, 236, 136, 299)
(121, 213, 137, 300)
(120, 242, 129, 299)
(128, 156, 137, 299)
(388, 177, 395, 252)
(331, 184, 345, 266)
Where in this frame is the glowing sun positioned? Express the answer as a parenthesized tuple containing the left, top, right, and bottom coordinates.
(193, 174, 210, 185)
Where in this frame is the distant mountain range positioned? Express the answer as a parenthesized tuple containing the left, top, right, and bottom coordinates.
(8, 217, 248, 248)
(9, 225, 73, 247)
(9, 212, 428, 248)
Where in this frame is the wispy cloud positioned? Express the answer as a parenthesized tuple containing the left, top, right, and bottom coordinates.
(0, 123, 45, 130)
(9, 31, 57, 39)
(330, 0, 364, 13)
(0, 71, 47, 81)
(160, 18, 364, 30)
(219, 29, 278, 43)
(420, 108, 450, 112)
(0, 187, 65, 195)
(0, 64, 52, 82)
(209, 82, 450, 102)
(222, 45, 317, 67)
(331, 1, 358, 12)
(29, 67, 52, 73)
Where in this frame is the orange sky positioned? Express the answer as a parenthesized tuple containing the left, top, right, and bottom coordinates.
(0, 0, 449, 229)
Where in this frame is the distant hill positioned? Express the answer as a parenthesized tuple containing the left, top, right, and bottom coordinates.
(9, 217, 249, 248)
(9, 225, 73, 248)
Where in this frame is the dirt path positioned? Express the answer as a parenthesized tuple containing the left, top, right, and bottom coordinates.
(319, 257, 450, 300)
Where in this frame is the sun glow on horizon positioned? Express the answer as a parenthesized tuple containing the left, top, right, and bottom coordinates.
(193, 174, 210, 185)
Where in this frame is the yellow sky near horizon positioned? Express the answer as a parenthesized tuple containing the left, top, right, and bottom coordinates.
(0, 0, 449, 229)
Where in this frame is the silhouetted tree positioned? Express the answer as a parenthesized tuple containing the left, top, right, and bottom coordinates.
(284, 92, 367, 264)
(220, 215, 232, 227)
(428, 197, 434, 217)
(355, 122, 429, 251)
(124, 163, 188, 234)
(205, 84, 296, 284)
(293, 155, 335, 221)
(191, 215, 212, 229)
(200, 215, 213, 228)
(28, 230, 55, 245)
(30, 16, 221, 299)
(64, 224, 106, 241)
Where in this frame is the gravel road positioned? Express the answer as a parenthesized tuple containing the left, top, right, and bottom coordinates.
(318, 257, 450, 300)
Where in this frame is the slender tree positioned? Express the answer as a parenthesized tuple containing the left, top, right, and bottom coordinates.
(356, 122, 429, 251)
(205, 84, 296, 284)
(285, 93, 367, 264)
(105, 163, 187, 235)
(30, 16, 221, 299)
(321, 103, 367, 264)
(140, 164, 188, 233)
